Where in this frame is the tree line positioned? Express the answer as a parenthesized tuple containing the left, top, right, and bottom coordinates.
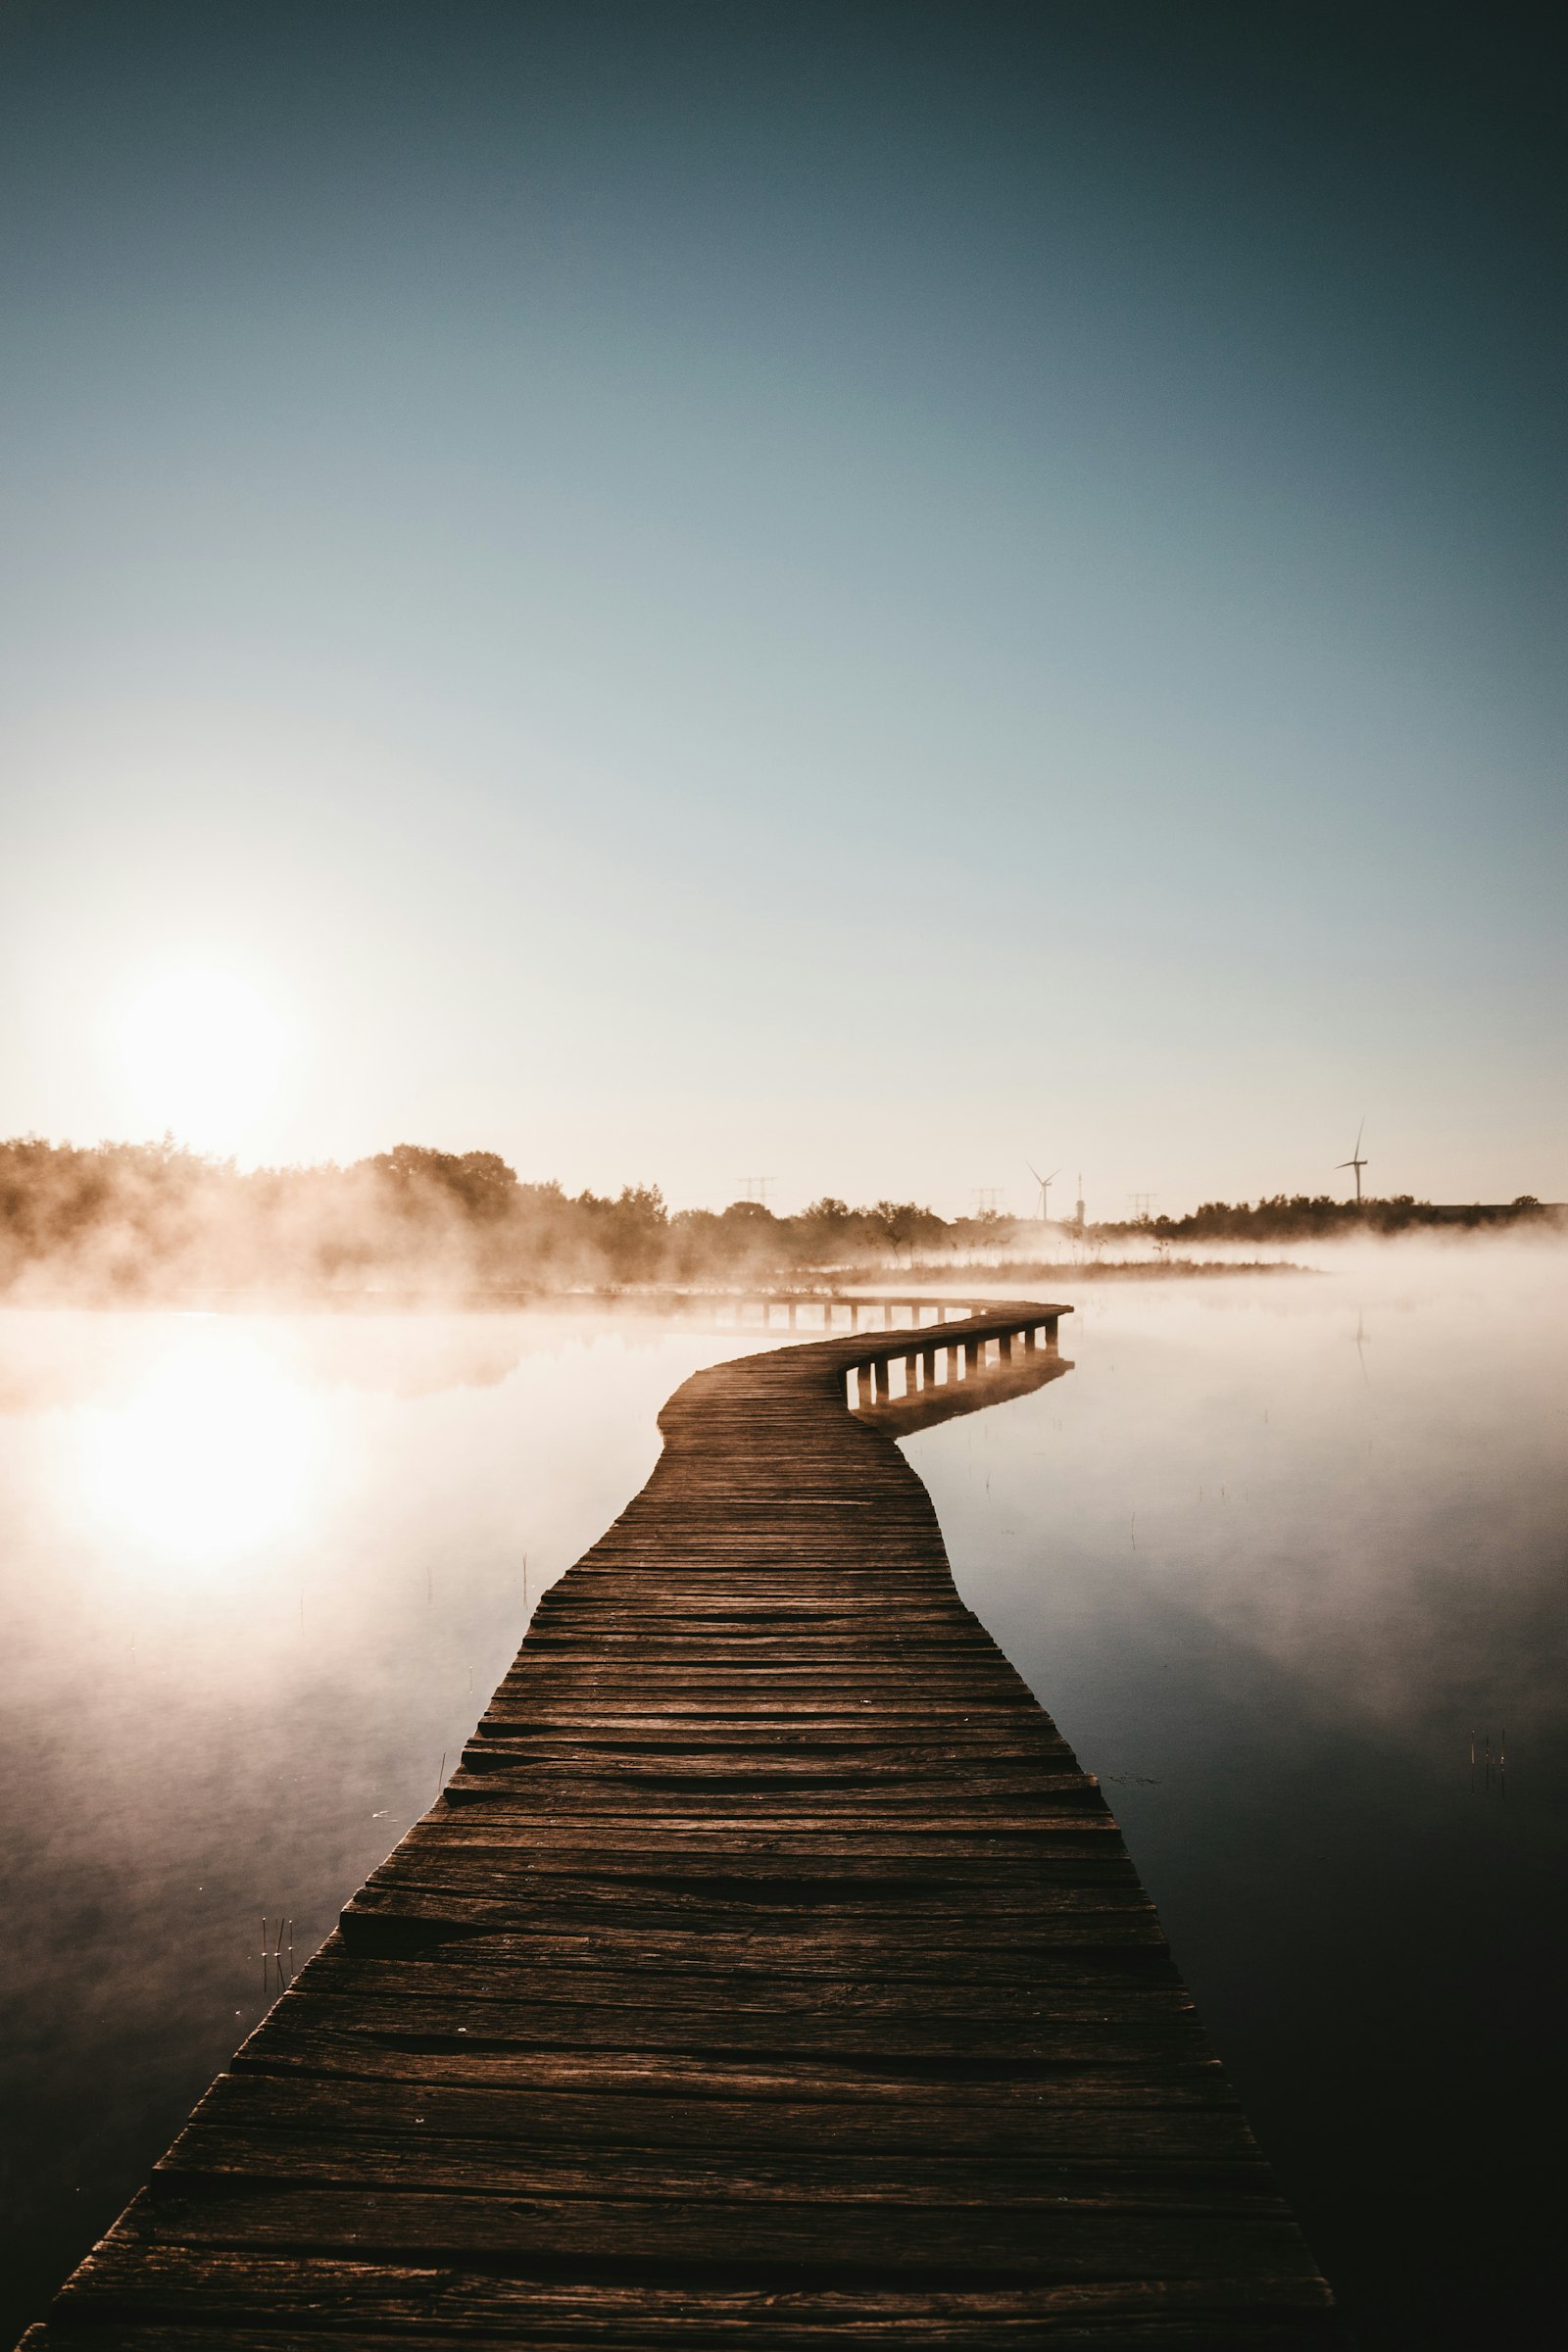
(1097, 1193, 1550, 1243)
(4, 1141, 1553, 1298)
(0, 1137, 1004, 1298)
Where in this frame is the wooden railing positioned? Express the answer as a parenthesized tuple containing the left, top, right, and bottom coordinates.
(845, 1300, 1067, 1407)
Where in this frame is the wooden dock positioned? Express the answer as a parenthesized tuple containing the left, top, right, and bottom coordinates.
(22, 1305, 1337, 2349)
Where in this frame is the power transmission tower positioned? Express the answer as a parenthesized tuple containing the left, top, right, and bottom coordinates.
(1128, 1192, 1154, 1221)
(973, 1187, 1003, 1216)
(737, 1175, 773, 1205)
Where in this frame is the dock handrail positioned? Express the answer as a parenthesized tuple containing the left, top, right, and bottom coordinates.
(840, 1298, 1071, 1412)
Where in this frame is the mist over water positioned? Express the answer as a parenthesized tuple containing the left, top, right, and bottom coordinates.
(1, 1246, 1563, 2346)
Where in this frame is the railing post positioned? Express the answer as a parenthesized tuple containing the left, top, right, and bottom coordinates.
(874, 1358, 891, 1400)
(921, 1347, 937, 1386)
(1045, 1314, 1059, 1352)
(963, 1340, 980, 1375)
(1023, 1325, 1038, 1352)
(904, 1352, 919, 1394)
(1000, 1331, 1013, 1363)
(857, 1364, 873, 1407)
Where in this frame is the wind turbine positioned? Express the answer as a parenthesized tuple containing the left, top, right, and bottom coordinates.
(1338, 1121, 1369, 1204)
(1026, 1161, 1060, 1223)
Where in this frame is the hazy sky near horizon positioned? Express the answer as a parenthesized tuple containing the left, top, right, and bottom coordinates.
(1, 1, 1562, 1216)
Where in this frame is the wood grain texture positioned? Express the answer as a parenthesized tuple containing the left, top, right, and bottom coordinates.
(22, 1306, 1339, 2347)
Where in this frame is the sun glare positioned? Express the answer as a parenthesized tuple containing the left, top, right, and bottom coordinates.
(116, 967, 287, 1155)
(76, 1325, 322, 1572)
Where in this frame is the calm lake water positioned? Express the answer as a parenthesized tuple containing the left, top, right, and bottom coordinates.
(2, 1247, 1564, 2347)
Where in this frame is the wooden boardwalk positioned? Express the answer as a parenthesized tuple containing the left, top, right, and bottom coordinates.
(22, 1306, 1337, 2350)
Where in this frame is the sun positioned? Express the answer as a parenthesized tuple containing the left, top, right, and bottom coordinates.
(116, 966, 288, 1154)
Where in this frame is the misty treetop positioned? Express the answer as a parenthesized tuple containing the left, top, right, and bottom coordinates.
(0, 1139, 983, 1298)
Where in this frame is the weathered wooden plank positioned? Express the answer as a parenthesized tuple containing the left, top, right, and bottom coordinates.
(323, 1935, 1192, 1995)
(86, 2183, 1326, 2281)
(165, 2069, 1263, 2159)
(41, 2246, 1339, 2346)
(242, 2003, 1200, 2069)
(157, 2125, 1283, 2212)
(270, 1950, 1191, 2014)
(387, 1815, 1123, 1849)
(337, 1886, 1178, 1951)
(236, 2035, 1244, 2111)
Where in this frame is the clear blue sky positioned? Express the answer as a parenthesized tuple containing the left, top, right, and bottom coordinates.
(1, 1, 1562, 1214)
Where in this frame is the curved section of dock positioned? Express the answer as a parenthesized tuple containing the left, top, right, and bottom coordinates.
(22, 1305, 1336, 2349)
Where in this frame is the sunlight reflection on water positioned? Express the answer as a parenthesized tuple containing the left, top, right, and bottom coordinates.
(72, 1320, 324, 1568)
